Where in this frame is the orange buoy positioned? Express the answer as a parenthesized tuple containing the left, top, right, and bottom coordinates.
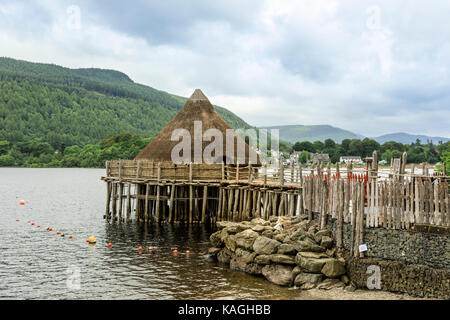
(48, 228, 52, 231)
(16, 219, 19, 222)
(173, 249, 178, 255)
(68, 235, 72, 239)
(138, 246, 143, 251)
(148, 247, 152, 252)
(31, 222, 35, 225)
(186, 250, 190, 254)
(56, 231, 60, 235)
(19, 200, 25, 205)
(108, 243, 112, 248)
(37, 225, 40, 228)
(86, 239, 89, 243)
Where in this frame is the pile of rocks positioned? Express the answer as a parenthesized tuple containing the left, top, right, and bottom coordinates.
(209, 215, 352, 291)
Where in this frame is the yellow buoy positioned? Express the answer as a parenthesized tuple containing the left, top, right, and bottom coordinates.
(88, 236, 96, 244)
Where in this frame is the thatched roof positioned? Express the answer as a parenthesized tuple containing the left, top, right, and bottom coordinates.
(135, 89, 260, 165)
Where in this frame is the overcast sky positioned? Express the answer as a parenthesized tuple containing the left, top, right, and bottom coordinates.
(1, 0, 449, 137)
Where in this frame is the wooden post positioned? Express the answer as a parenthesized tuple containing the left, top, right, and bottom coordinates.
(156, 163, 161, 223)
(105, 181, 111, 219)
(264, 164, 268, 186)
(169, 184, 175, 223)
(217, 187, 223, 221)
(236, 161, 240, 181)
(118, 182, 124, 221)
(256, 191, 261, 218)
(201, 185, 208, 223)
(280, 159, 285, 186)
(135, 184, 140, 221)
(189, 163, 193, 224)
(359, 180, 365, 257)
(350, 180, 358, 257)
(126, 183, 131, 222)
(291, 161, 294, 183)
(112, 182, 117, 219)
(308, 176, 313, 220)
(336, 178, 343, 249)
(144, 184, 150, 222)
(248, 164, 253, 183)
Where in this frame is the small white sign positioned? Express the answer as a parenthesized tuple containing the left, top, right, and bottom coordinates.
(359, 243, 368, 252)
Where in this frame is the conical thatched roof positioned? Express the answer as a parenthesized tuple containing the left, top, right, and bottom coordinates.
(135, 89, 260, 165)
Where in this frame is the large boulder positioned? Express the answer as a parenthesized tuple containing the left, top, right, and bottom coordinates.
(251, 218, 270, 226)
(314, 229, 332, 243)
(234, 248, 257, 263)
(253, 236, 281, 255)
(321, 259, 346, 278)
(224, 235, 237, 252)
(262, 264, 293, 286)
(217, 222, 251, 234)
(320, 236, 334, 249)
(254, 255, 271, 265)
(294, 272, 323, 287)
(293, 240, 325, 253)
(295, 252, 333, 273)
(235, 229, 259, 250)
(217, 248, 232, 264)
(277, 243, 297, 255)
(210, 231, 223, 247)
(317, 278, 345, 290)
(251, 225, 266, 233)
(269, 254, 296, 265)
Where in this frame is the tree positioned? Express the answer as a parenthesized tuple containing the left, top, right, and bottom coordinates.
(293, 141, 314, 152)
(0, 140, 9, 155)
(298, 151, 311, 164)
(313, 141, 324, 153)
(349, 139, 363, 157)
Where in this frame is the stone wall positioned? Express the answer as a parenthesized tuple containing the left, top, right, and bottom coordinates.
(346, 257, 450, 299)
(209, 216, 352, 291)
(312, 213, 450, 270)
(209, 214, 449, 299)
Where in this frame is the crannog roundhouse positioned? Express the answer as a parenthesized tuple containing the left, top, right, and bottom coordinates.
(103, 89, 261, 223)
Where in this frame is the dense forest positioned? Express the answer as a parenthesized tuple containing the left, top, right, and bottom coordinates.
(0, 57, 250, 148)
(291, 138, 450, 170)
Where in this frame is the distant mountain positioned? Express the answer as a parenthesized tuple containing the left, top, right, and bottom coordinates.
(0, 57, 250, 147)
(259, 125, 360, 144)
(371, 132, 450, 145)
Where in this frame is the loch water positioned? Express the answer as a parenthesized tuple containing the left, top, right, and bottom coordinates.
(0, 168, 308, 299)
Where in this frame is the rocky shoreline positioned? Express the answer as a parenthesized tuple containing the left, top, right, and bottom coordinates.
(209, 215, 354, 291)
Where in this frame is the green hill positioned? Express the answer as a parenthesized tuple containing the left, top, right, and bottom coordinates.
(260, 124, 360, 144)
(372, 132, 450, 145)
(0, 57, 250, 148)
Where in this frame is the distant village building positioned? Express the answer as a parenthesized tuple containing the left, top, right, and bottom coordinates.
(311, 153, 330, 164)
(340, 156, 362, 164)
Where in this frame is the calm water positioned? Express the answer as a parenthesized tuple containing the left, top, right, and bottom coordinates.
(0, 168, 307, 300)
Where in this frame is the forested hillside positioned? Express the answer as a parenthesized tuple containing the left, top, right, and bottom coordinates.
(0, 57, 250, 148)
(0, 57, 252, 167)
